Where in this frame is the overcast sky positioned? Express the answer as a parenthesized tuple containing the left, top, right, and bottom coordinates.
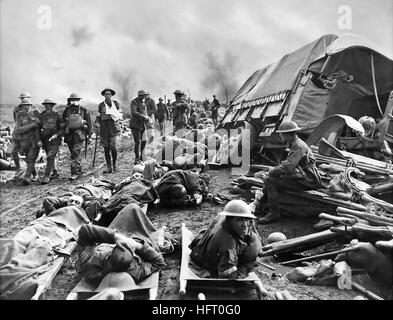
(1, 0, 392, 106)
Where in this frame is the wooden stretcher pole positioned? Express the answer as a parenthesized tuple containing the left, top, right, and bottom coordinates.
(351, 282, 384, 300)
(280, 247, 358, 266)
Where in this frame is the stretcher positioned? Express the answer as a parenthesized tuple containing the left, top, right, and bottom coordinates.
(31, 241, 77, 300)
(66, 203, 160, 300)
(179, 223, 267, 299)
(66, 271, 159, 300)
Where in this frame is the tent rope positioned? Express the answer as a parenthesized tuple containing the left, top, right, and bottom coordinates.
(371, 52, 384, 117)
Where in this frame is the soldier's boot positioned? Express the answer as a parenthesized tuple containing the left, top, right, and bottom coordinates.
(22, 176, 31, 186)
(50, 169, 59, 179)
(69, 165, 79, 181)
(40, 175, 50, 185)
(140, 141, 146, 162)
(103, 148, 112, 173)
(112, 149, 118, 172)
(32, 168, 39, 182)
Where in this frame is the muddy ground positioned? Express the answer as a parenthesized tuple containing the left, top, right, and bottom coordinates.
(0, 134, 378, 300)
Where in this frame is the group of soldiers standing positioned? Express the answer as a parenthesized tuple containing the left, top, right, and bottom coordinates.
(12, 92, 92, 185)
(129, 89, 220, 165)
(10, 89, 221, 183)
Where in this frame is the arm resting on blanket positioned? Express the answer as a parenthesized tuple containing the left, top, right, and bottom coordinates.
(126, 240, 166, 283)
(77, 225, 117, 246)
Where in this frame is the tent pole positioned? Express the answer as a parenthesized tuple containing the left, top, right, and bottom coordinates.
(320, 55, 332, 74)
(371, 52, 384, 117)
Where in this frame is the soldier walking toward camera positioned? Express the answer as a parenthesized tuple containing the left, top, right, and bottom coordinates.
(155, 97, 169, 136)
(12, 98, 42, 185)
(38, 98, 65, 184)
(211, 95, 220, 127)
(12, 92, 36, 179)
(62, 93, 92, 181)
(172, 90, 189, 134)
(96, 88, 122, 174)
(129, 90, 150, 164)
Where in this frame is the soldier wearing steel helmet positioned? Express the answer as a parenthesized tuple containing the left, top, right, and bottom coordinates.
(256, 121, 321, 224)
(13, 92, 32, 122)
(38, 98, 65, 184)
(96, 88, 122, 174)
(12, 97, 42, 185)
(189, 199, 262, 279)
(12, 93, 32, 178)
(172, 90, 189, 134)
(62, 93, 92, 180)
(129, 90, 151, 164)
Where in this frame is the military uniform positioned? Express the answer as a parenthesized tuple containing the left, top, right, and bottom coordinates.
(172, 97, 189, 133)
(155, 101, 169, 134)
(145, 97, 157, 143)
(12, 104, 41, 182)
(190, 215, 262, 278)
(76, 205, 166, 283)
(39, 109, 64, 179)
(263, 135, 321, 216)
(129, 96, 149, 162)
(97, 100, 121, 171)
(62, 104, 92, 177)
(211, 98, 220, 126)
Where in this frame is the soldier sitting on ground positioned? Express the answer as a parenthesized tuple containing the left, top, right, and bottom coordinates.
(254, 121, 322, 224)
(189, 200, 262, 279)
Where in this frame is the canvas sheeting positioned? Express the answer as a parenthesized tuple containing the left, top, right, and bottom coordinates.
(308, 33, 393, 96)
(230, 34, 338, 106)
(226, 33, 393, 136)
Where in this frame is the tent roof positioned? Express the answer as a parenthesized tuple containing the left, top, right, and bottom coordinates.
(231, 33, 393, 106)
(312, 33, 393, 61)
(230, 34, 338, 105)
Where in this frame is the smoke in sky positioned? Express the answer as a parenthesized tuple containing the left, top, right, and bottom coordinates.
(0, 0, 392, 105)
(71, 25, 95, 47)
(111, 70, 136, 106)
(202, 51, 239, 103)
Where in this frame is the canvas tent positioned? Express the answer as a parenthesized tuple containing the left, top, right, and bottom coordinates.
(221, 33, 393, 145)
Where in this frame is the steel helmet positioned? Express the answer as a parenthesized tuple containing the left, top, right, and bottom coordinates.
(359, 116, 376, 132)
(68, 93, 82, 100)
(101, 88, 116, 96)
(95, 272, 137, 292)
(173, 156, 187, 169)
(276, 121, 301, 133)
(173, 89, 183, 95)
(169, 183, 187, 200)
(218, 199, 256, 219)
(137, 90, 148, 96)
(19, 92, 31, 99)
(266, 232, 287, 244)
(19, 97, 32, 106)
(42, 98, 57, 105)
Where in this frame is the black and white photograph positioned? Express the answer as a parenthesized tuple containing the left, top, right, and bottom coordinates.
(0, 0, 392, 310)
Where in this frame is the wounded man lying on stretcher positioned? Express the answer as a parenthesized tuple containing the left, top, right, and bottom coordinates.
(75, 204, 166, 285)
(189, 200, 262, 279)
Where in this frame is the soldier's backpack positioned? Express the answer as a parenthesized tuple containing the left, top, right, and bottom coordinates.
(67, 106, 83, 129)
